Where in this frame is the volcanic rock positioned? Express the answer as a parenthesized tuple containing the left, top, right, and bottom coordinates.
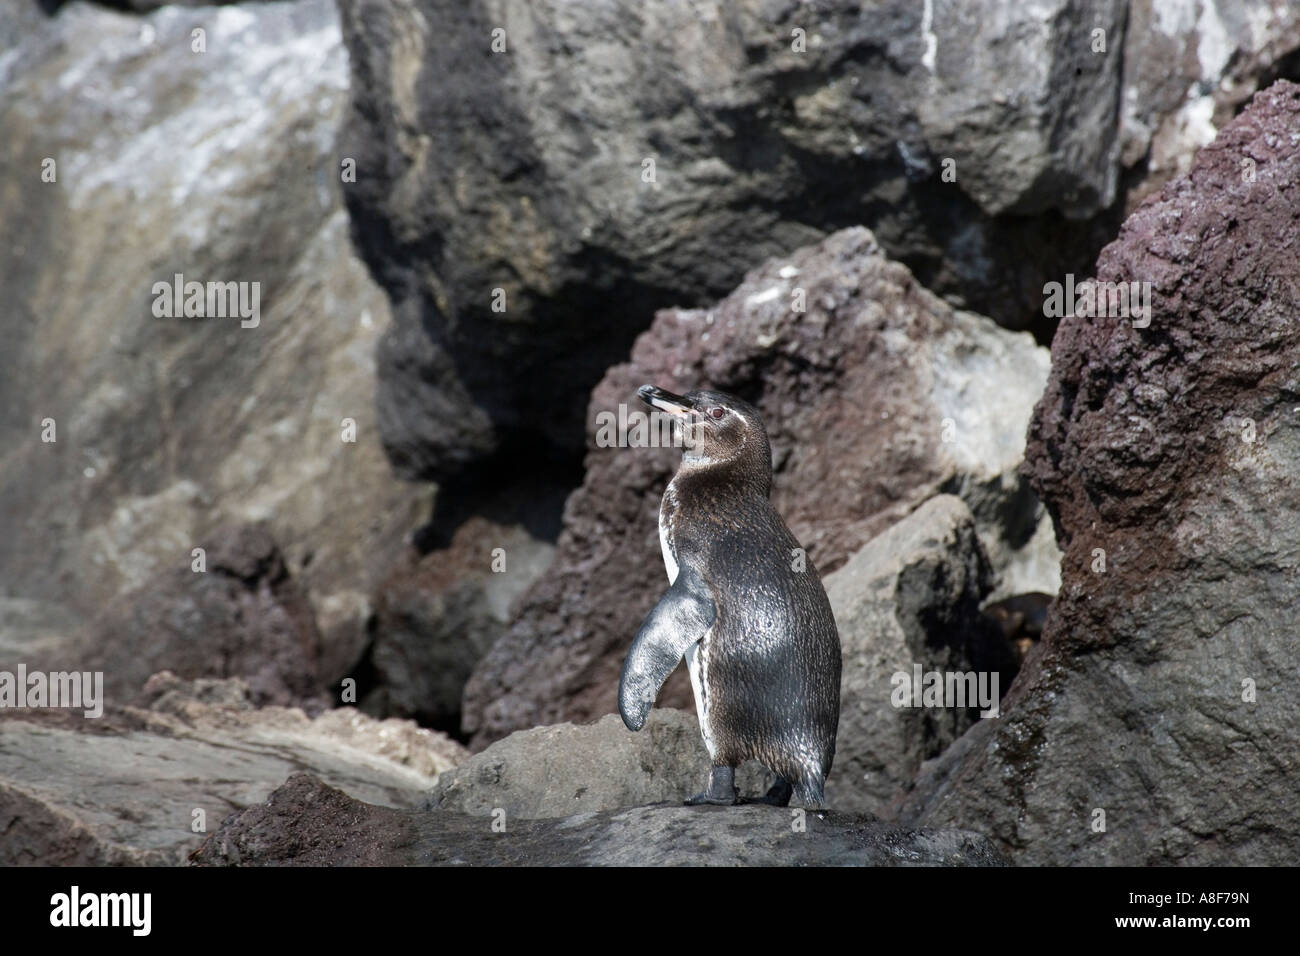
(897, 81, 1300, 866)
(193, 772, 1007, 866)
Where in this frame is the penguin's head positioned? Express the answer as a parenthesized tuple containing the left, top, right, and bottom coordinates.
(637, 384, 771, 484)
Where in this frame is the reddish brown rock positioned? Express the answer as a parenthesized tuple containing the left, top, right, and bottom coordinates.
(83, 524, 324, 709)
(898, 81, 1300, 865)
(463, 228, 1053, 747)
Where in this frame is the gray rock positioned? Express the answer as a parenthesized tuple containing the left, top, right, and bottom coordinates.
(193, 772, 1008, 866)
(916, 0, 1124, 217)
(825, 495, 1016, 813)
(0, 0, 428, 691)
(463, 227, 1055, 746)
(0, 1, 47, 52)
(339, 0, 1300, 486)
(0, 598, 80, 668)
(898, 81, 1300, 865)
(113, 1, 259, 11)
(339, 0, 1129, 482)
(430, 711, 769, 819)
(37, 2, 254, 13)
(1121, 0, 1300, 206)
(0, 675, 467, 866)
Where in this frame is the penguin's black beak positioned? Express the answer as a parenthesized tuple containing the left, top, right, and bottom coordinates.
(638, 384, 694, 418)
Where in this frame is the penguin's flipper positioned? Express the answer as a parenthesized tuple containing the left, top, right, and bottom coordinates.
(618, 565, 715, 731)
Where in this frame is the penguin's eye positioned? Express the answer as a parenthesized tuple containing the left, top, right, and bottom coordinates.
(709, 407, 725, 420)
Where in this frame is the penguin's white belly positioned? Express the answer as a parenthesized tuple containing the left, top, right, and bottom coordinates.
(660, 486, 713, 755)
(659, 509, 679, 585)
(684, 636, 715, 758)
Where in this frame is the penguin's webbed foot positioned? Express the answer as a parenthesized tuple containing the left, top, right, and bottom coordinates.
(684, 792, 741, 806)
(685, 765, 740, 806)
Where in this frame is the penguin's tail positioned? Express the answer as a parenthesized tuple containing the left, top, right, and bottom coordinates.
(792, 776, 826, 810)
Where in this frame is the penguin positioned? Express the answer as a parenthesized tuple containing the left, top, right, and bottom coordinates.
(618, 385, 841, 807)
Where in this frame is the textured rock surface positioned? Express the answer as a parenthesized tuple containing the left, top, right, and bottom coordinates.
(7, 0, 1299, 870)
(82, 524, 324, 708)
(0, 675, 466, 866)
(360, 513, 556, 730)
(1121, 0, 1300, 207)
(340, 0, 1130, 481)
(193, 772, 1007, 866)
(0, 0, 46, 46)
(0, 0, 428, 687)
(898, 81, 1300, 865)
(430, 711, 768, 819)
(463, 227, 1053, 746)
(824, 496, 1015, 813)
